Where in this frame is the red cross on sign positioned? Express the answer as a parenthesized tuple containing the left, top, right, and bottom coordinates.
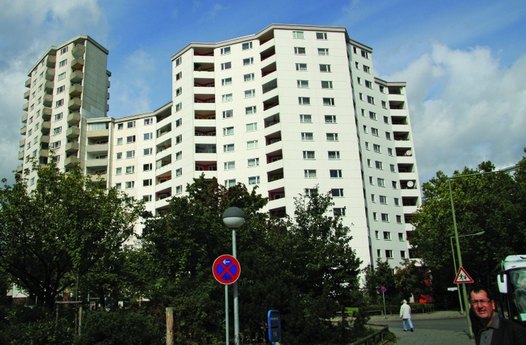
(212, 254, 241, 285)
(454, 266, 474, 284)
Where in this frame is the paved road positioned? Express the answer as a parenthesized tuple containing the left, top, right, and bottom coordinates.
(369, 311, 474, 345)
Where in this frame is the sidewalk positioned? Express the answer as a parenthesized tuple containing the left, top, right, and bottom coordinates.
(368, 311, 474, 345)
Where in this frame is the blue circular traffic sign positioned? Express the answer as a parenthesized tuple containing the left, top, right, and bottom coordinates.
(212, 254, 241, 285)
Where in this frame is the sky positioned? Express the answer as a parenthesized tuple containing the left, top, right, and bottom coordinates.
(1, 0, 525, 185)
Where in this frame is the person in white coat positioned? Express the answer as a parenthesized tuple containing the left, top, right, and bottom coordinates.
(399, 299, 414, 332)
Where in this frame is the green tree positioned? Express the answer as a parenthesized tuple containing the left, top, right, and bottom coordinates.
(394, 259, 431, 303)
(140, 179, 362, 345)
(363, 259, 398, 305)
(410, 158, 526, 305)
(0, 163, 144, 308)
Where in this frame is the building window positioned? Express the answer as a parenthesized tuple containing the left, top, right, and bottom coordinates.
(143, 163, 153, 171)
(293, 31, 304, 39)
(56, 85, 65, 94)
(294, 47, 306, 55)
(125, 181, 135, 189)
(323, 97, 335, 106)
(328, 151, 340, 159)
(176, 168, 183, 177)
(379, 195, 387, 204)
(127, 135, 136, 143)
(127, 121, 135, 128)
(115, 167, 122, 175)
(377, 178, 385, 187)
(324, 115, 336, 123)
(221, 62, 232, 70)
(55, 99, 64, 108)
(246, 122, 257, 132)
(383, 231, 391, 240)
(57, 72, 66, 81)
(60, 46, 69, 54)
(223, 109, 233, 118)
(176, 72, 182, 80)
(248, 176, 260, 185)
(175, 57, 182, 66)
(225, 179, 236, 187)
(373, 144, 381, 153)
(300, 114, 312, 123)
(381, 213, 389, 222)
(367, 96, 375, 104)
(117, 123, 124, 130)
(385, 250, 393, 259)
(369, 111, 377, 120)
(363, 65, 370, 73)
(331, 188, 344, 197)
(144, 132, 153, 140)
(244, 73, 254, 82)
(326, 133, 339, 141)
(245, 106, 257, 115)
(175, 118, 182, 127)
(116, 152, 122, 160)
(301, 132, 313, 141)
(394, 198, 400, 206)
(176, 151, 182, 160)
(304, 169, 317, 178)
(371, 128, 379, 137)
(365, 80, 373, 89)
(126, 150, 135, 159)
(298, 97, 310, 105)
(386, 132, 391, 140)
(321, 80, 333, 89)
(333, 207, 346, 216)
(330, 169, 342, 178)
(222, 77, 232, 86)
(242, 42, 253, 50)
(295, 63, 307, 71)
(220, 46, 231, 55)
(175, 185, 183, 194)
(297, 80, 309, 88)
(396, 215, 403, 223)
(316, 32, 328, 40)
(398, 233, 404, 241)
(222, 93, 233, 102)
(243, 57, 254, 65)
(247, 140, 258, 149)
(247, 158, 259, 167)
(319, 64, 331, 72)
(125, 166, 135, 174)
(375, 161, 383, 170)
(244, 89, 255, 98)
(223, 126, 234, 136)
(318, 48, 329, 56)
(175, 87, 182, 96)
(54, 112, 63, 121)
(143, 179, 153, 187)
(400, 250, 406, 259)
(144, 148, 153, 156)
(224, 161, 235, 170)
(303, 151, 315, 159)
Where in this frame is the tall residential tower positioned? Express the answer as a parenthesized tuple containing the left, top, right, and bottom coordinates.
(19, 25, 421, 269)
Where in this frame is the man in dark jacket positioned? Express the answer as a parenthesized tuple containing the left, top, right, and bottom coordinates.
(470, 285, 526, 345)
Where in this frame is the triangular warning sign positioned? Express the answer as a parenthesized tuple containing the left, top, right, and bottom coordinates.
(454, 266, 474, 284)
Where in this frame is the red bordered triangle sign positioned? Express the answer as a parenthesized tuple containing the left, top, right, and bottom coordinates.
(454, 266, 474, 284)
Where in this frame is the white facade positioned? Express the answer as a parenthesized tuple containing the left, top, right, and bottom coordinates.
(19, 25, 421, 270)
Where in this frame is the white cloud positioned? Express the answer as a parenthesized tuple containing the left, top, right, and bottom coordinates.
(387, 44, 526, 181)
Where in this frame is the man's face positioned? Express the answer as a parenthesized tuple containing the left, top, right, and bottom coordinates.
(470, 290, 495, 320)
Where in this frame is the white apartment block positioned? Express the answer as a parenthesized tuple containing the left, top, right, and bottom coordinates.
(19, 24, 421, 270)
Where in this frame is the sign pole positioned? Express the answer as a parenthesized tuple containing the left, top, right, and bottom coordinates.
(232, 229, 239, 345)
(225, 285, 229, 345)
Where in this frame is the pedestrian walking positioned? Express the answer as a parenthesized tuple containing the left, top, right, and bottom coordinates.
(399, 299, 414, 332)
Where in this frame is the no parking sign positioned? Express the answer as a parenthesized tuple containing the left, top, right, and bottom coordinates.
(212, 254, 241, 285)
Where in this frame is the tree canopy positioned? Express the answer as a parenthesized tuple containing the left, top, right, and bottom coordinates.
(410, 158, 526, 305)
(0, 163, 144, 307)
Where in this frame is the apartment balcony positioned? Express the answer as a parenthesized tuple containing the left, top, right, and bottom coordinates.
(265, 130, 282, 148)
(45, 69, 55, 81)
(20, 126, 27, 135)
(268, 194, 287, 209)
(44, 80, 54, 92)
(194, 85, 216, 94)
(18, 151, 24, 160)
(194, 77, 215, 88)
(87, 143, 108, 153)
(65, 155, 80, 167)
(68, 97, 81, 111)
(41, 120, 51, 130)
(194, 110, 216, 120)
(262, 78, 277, 94)
(260, 44, 276, 62)
(193, 170, 217, 179)
(72, 44, 85, 58)
(65, 142, 79, 153)
(22, 102, 29, 111)
(66, 126, 80, 138)
(39, 149, 49, 158)
(194, 94, 215, 104)
(264, 113, 280, 129)
(391, 115, 408, 126)
(263, 95, 279, 112)
(46, 55, 56, 67)
(193, 62, 214, 72)
(16, 165, 23, 173)
(193, 46, 214, 57)
(393, 131, 410, 142)
(24, 90, 30, 100)
(155, 187, 173, 202)
(69, 83, 82, 97)
(389, 108, 406, 118)
(19, 139, 25, 147)
(71, 57, 84, 71)
(193, 54, 214, 63)
(22, 113, 28, 123)
(40, 135, 50, 144)
(261, 60, 277, 79)
(194, 101, 215, 112)
(195, 161, 217, 172)
(43, 94, 53, 107)
(67, 112, 80, 125)
(85, 157, 108, 168)
(70, 70, 83, 83)
(42, 107, 52, 119)
(195, 126, 216, 137)
(25, 78, 31, 88)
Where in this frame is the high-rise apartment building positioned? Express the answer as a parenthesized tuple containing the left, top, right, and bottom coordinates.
(19, 25, 421, 269)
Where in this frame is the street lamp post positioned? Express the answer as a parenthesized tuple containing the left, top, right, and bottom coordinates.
(223, 207, 245, 345)
(449, 231, 485, 315)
